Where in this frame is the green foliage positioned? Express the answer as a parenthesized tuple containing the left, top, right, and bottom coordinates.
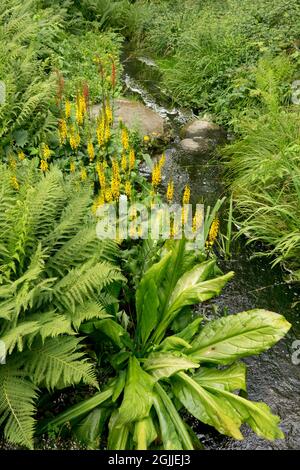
(54, 30, 123, 102)
(44, 239, 291, 450)
(0, 163, 123, 448)
(0, 0, 65, 152)
(128, 0, 300, 125)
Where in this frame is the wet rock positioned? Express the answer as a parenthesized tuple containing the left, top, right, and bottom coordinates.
(91, 98, 165, 138)
(180, 138, 202, 153)
(183, 119, 226, 143)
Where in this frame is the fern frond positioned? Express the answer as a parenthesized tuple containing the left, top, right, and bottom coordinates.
(23, 337, 98, 390)
(0, 364, 37, 449)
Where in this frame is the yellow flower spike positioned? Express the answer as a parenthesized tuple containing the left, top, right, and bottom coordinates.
(96, 117, 105, 147)
(105, 103, 113, 125)
(79, 94, 87, 116)
(182, 185, 191, 205)
(40, 159, 48, 172)
(166, 180, 174, 203)
(18, 151, 25, 161)
(121, 153, 127, 172)
(92, 193, 105, 214)
(207, 217, 220, 247)
(69, 126, 80, 151)
(87, 140, 95, 162)
(151, 163, 162, 189)
(121, 127, 129, 151)
(159, 153, 166, 169)
(11, 175, 19, 190)
(105, 124, 111, 143)
(65, 100, 71, 119)
(58, 119, 68, 145)
(96, 162, 106, 189)
(129, 148, 135, 170)
(42, 143, 51, 160)
(192, 209, 203, 234)
(70, 161, 76, 173)
(125, 180, 132, 198)
(105, 188, 113, 203)
(80, 168, 87, 181)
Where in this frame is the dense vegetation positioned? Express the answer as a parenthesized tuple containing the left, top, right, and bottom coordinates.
(0, 0, 297, 451)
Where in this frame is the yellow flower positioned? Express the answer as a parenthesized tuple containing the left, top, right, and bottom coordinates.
(129, 148, 135, 170)
(42, 143, 51, 160)
(192, 209, 203, 233)
(96, 162, 106, 189)
(151, 163, 162, 189)
(18, 151, 25, 161)
(65, 100, 71, 119)
(105, 188, 113, 202)
(121, 153, 127, 172)
(121, 127, 129, 151)
(166, 180, 174, 203)
(182, 185, 191, 205)
(105, 103, 113, 124)
(143, 135, 150, 143)
(40, 159, 48, 172)
(125, 180, 132, 198)
(105, 124, 111, 143)
(11, 175, 19, 190)
(92, 193, 105, 214)
(97, 117, 105, 147)
(87, 141, 95, 162)
(76, 94, 86, 125)
(159, 153, 166, 169)
(58, 119, 68, 145)
(207, 218, 220, 247)
(80, 168, 87, 181)
(70, 161, 76, 173)
(69, 126, 80, 150)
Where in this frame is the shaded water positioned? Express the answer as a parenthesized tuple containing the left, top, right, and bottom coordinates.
(123, 51, 300, 450)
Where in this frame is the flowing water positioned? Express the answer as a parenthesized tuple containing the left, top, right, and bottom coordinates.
(123, 50, 300, 450)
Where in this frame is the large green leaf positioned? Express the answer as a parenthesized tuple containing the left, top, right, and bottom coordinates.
(144, 352, 199, 381)
(117, 357, 155, 425)
(194, 363, 247, 391)
(136, 250, 171, 345)
(166, 272, 234, 320)
(173, 372, 284, 440)
(153, 394, 184, 450)
(189, 309, 291, 364)
(173, 372, 243, 439)
(153, 272, 234, 344)
(133, 416, 157, 450)
(74, 408, 109, 449)
(108, 410, 130, 450)
(154, 382, 194, 450)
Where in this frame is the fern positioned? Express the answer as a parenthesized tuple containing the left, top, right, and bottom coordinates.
(0, 365, 38, 450)
(0, 164, 122, 448)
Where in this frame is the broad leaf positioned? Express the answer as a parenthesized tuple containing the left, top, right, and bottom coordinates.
(189, 309, 291, 364)
(144, 352, 199, 380)
(133, 416, 157, 450)
(74, 408, 109, 449)
(117, 357, 155, 425)
(173, 372, 284, 440)
(153, 394, 183, 450)
(136, 250, 171, 345)
(108, 410, 130, 450)
(173, 372, 243, 439)
(193, 363, 247, 391)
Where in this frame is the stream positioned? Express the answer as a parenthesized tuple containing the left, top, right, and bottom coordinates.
(123, 50, 300, 450)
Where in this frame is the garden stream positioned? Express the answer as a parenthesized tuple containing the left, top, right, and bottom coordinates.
(123, 50, 300, 450)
